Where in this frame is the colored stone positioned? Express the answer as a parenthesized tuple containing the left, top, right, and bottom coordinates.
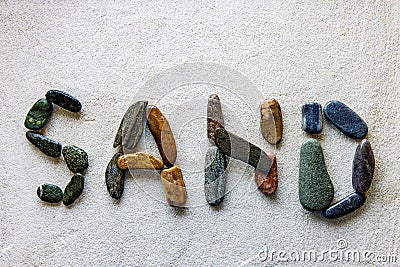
(352, 139, 375, 193)
(254, 153, 278, 195)
(204, 146, 228, 206)
(323, 192, 366, 219)
(323, 100, 368, 139)
(299, 138, 334, 211)
(26, 131, 62, 157)
(161, 166, 187, 207)
(63, 173, 85, 205)
(24, 98, 53, 130)
(260, 98, 283, 145)
(302, 102, 323, 134)
(113, 101, 148, 150)
(45, 90, 82, 112)
(117, 152, 164, 170)
(37, 184, 63, 203)
(146, 105, 177, 167)
(214, 128, 272, 173)
(105, 152, 126, 200)
(62, 145, 88, 173)
(207, 94, 224, 143)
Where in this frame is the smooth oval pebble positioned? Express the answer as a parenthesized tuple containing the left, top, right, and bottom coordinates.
(302, 102, 323, 134)
(63, 173, 85, 206)
(204, 146, 228, 206)
(46, 90, 82, 112)
(105, 152, 126, 200)
(26, 131, 62, 157)
(117, 152, 164, 170)
(323, 100, 368, 139)
(323, 192, 366, 219)
(24, 98, 53, 130)
(113, 101, 148, 149)
(214, 128, 272, 173)
(254, 153, 278, 195)
(352, 139, 375, 193)
(37, 184, 63, 203)
(207, 94, 225, 144)
(299, 138, 334, 211)
(62, 145, 88, 173)
(260, 98, 283, 145)
(147, 105, 177, 167)
(161, 166, 187, 207)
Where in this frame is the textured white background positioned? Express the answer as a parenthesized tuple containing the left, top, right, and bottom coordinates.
(1, 1, 399, 266)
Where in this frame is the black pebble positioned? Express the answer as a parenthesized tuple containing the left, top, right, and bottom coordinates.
(302, 102, 323, 134)
(26, 131, 62, 157)
(323, 100, 368, 139)
(322, 192, 366, 219)
(352, 139, 375, 193)
(46, 90, 82, 112)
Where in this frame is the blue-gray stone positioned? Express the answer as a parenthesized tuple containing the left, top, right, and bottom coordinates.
(322, 192, 366, 219)
(204, 146, 228, 206)
(323, 100, 368, 139)
(302, 102, 323, 134)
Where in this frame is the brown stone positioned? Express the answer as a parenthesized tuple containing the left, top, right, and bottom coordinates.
(207, 94, 224, 143)
(260, 99, 283, 145)
(117, 152, 164, 170)
(254, 153, 278, 195)
(160, 166, 187, 207)
(146, 105, 177, 167)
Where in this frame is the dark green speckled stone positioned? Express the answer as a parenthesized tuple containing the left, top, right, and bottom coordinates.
(204, 146, 228, 206)
(46, 90, 82, 112)
(26, 131, 62, 157)
(63, 173, 84, 205)
(298, 138, 334, 211)
(37, 184, 63, 203)
(62, 145, 88, 173)
(24, 98, 53, 130)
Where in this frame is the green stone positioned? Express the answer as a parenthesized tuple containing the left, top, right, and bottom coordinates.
(26, 131, 62, 157)
(298, 138, 334, 211)
(63, 173, 84, 205)
(24, 98, 53, 130)
(105, 152, 126, 200)
(62, 145, 88, 173)
(37, 184, 63, 203)
(204, 146, 228, 206)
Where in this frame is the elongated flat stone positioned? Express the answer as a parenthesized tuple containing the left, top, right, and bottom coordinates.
(302, 102, 323, 134)
(37, 184, 63, 203)
(299, 138, 334, 211)
(26, 131, 62, 157)
(62, 145, 88, 173)
(46, 90, 82, 112)
(207, 94, 225, 143)
(323, 100, 368, 139)
(260, 99, 283, 145)
(106, 152, 126, 200)
(24, 98, 53, 130)
(147, 105, 177, 167)
(113, 101, 148, 149)
(352, 139, 375, 193)
(214, 128, 272, 173)
(117, 152, 164, 170)
(254, 153, 278, 195)
(323, 192, 366, 219)
(204, 146, 228, 206)
(161, 166, 187, 207)
(63, 173, 85, 205)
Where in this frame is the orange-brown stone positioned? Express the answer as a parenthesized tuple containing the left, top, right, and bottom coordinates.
(117, 152, 164, 170)
(254, 153, 278, 195)
(146, 105, 177, 167)
(260, 99, 283, 145)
